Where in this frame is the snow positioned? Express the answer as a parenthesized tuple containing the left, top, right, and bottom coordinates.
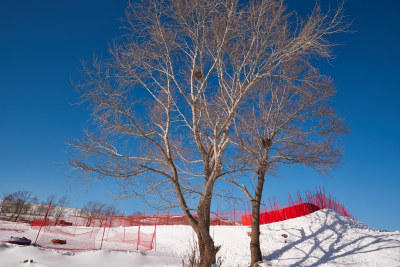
(1, 209, 399, 266)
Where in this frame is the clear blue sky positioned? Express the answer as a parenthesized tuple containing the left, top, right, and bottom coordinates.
(1, 0, 399, 231)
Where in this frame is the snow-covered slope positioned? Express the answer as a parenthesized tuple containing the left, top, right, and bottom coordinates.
(0, 209, 399, 266)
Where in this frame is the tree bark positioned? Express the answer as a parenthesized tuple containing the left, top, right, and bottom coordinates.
(196, 187, 218, 266)
(197, 229, 217, 267)
(250, 169, 266, 266)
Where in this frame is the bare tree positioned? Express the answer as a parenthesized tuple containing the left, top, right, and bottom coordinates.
(36, 203, 48, 216)
(81, 201, 107, 227)
(36, 194, 57, 217)
(104, 204, 120, 226)
(3, 191, 34, 221)
(105, 204, 120, 216)
(69, 0, 347, 265)
(224, 60, 349, 265)
(0, 193, 13, 216)
(54, 195, 70, 223)
(46, 194, 57, 216)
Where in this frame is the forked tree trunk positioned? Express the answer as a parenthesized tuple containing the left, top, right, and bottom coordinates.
(170, 164, 218, 266)
(250, 169, 266, 266)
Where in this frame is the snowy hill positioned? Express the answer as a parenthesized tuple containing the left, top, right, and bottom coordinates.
(0, 209, 399, 266)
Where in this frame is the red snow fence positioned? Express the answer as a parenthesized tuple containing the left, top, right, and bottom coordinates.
(27, 211, 157, 251)
(34, 224, 100, 251)
(241, 203, 320, 225)
(21, 210, 168, 251)
(241, 187, 356, 225)
(1, 187, 355, 252)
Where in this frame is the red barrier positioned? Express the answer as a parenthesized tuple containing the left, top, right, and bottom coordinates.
(3, 187, 355, 252)
(241, 187, 356, 225)
(241, 203, 320, 225)
(35, 225, 100, 251)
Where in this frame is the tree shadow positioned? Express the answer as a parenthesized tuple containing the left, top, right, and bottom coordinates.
(263, 210, 400, 266)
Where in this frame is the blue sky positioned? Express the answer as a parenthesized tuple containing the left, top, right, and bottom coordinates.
(1, 0, 399, 231)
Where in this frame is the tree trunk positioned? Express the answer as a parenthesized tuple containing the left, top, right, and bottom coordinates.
(169, 163, 218, 266)
(250, 169, 266, 266)
(197, 230, 217, 267)
(250, 205, 262, 266)
(196, 192, 217, 267)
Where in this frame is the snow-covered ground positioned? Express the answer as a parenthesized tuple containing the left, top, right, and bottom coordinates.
(0, 209, 399, 266)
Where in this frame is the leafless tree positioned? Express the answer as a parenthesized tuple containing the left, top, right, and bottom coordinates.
(81, 201, 107, 227)
(46, 194, 57, 216)
(80, 201, 117, 226)
(2, 191, 34, 221)
(36, 194, 57, 217)
(54, 195, 70, 223)
(36, 203, 48, 216)
(69, 0, 347, 265)
(105, 205, 120, 216)
(224, 60, 349, 265)
(104, 204, 120, 226)
(0, 193, 13, 216)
